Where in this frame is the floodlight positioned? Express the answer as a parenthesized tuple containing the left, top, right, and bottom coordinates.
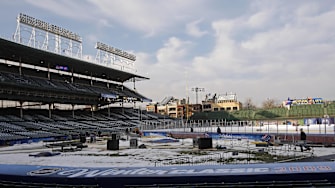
(18, 13, 82, 42)
(96, 41, 136, 61)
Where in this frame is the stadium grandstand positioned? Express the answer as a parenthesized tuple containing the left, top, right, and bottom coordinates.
(0, 13, 177, 146)
(2, 13, 335, 188)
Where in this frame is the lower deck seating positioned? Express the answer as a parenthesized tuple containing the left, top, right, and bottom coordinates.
(0, 107, 173, 145)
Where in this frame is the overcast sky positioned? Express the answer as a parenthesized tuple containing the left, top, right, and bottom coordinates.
(0, 0, 334, 106)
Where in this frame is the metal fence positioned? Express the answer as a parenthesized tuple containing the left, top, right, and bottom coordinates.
(141, 119, 335, 136)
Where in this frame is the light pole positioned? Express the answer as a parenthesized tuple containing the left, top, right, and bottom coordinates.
(191, 87, 205, 104)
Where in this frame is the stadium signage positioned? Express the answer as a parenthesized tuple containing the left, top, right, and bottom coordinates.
(27, 165, 332, 178)
(18, 13, 81, 42)
(32, 167, 270, 178)
(96, 42, 136, 61)
(218, 93, 236, 101)
(55, 65, 69, 71)
(285, 97, 323, 106)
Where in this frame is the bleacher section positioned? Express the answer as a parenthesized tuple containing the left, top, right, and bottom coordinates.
(191, 103, 335, 121)
(326, 103, 335, 115)
(292, 104, 323, 117)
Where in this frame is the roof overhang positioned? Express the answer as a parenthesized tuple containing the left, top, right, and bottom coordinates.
(0, 38, 149, 83)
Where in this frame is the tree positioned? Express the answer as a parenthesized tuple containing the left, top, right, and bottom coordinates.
(262, 98, 278, 109)
(244, 98, 257, 110)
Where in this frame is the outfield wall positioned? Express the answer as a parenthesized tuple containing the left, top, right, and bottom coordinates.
(1, 162, 335, 187)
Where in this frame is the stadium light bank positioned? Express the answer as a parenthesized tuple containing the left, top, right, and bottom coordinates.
(13, 13, 137, 74)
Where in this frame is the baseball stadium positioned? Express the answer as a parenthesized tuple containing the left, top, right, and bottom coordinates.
(1, 13, 335, 187)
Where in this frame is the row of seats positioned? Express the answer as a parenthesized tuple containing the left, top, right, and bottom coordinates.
(0, 71, 144, 100)
(0, 108, 174, 143)
(0, 132, 27, 141)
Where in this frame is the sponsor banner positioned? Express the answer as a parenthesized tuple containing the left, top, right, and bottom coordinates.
(0, 163, 334, 187)
(0, 162, 333, 179)
(218, 94, 236, 101)
(284, 98, 323, 106)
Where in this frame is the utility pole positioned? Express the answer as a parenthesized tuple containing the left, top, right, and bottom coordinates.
(191, 87, 205, 104)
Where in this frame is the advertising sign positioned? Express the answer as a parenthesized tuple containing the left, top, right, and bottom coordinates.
(284, 97, 323, 106)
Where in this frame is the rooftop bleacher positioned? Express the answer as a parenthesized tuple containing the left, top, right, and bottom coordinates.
(191, 103, 334, 121)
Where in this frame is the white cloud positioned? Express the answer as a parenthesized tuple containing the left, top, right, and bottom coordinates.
(134, 37, 193, 102)
(96, 19, 113, 28)
(156, 37, 192, 63)
(295, 2, 320, 17)
(247, 10, 272, 28)
(86, 0, 207, 36)
(188, 1, 335, 105)
(25, 0, 211, 37)
(24, 0, 97, 21)
(186, 19, 208, 37)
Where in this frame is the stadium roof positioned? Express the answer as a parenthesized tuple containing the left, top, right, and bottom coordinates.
(0, 38, 149, 83)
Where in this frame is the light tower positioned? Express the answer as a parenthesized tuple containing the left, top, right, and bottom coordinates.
(95, 41, 136, 73)
(14, 13, 82, 59)
(191, 87, 205, 104)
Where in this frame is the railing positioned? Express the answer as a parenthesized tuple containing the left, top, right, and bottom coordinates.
(141, 119, 335, 136)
